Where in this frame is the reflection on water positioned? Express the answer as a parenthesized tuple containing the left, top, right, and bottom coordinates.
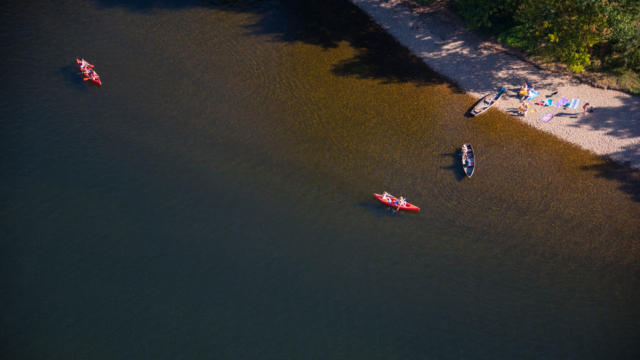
(2, 0, 639, 359)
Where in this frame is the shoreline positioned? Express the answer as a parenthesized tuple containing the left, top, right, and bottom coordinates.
(350, 0, 640, 169)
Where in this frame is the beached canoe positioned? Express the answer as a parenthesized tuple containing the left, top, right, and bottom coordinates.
(76, 58, 102, 86)
(471, 87, 505, 116)
(373, 193, 420, 212)
(461, 143, 475, 177)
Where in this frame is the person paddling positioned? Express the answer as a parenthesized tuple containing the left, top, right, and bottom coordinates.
(395, 196, 407, 210)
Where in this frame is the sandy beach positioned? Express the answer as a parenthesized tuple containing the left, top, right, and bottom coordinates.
(351, 0, 640, 169)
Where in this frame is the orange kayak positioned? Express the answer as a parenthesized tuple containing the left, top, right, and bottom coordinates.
(373, 193, 420, 212)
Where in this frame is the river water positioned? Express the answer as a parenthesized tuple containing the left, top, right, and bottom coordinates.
(2, 0, 639, 358)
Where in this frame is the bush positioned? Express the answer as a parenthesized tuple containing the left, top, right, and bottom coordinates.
(600, 1, 640, 72)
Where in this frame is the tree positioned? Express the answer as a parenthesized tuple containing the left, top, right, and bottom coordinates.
(600, 0, 640, 72)
(515, 0, 609, 73)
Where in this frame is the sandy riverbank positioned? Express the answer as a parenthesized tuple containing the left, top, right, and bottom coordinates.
(350, 0, 640, 169)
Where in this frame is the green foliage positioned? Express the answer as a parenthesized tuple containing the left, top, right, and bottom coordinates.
(600, 0, 640, 72)
(514, 0, 608, 73)
(445, 0, 639, 77)
(497, 25, 529, 49)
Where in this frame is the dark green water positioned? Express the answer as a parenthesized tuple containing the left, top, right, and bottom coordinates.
(2, 0, 639, 358)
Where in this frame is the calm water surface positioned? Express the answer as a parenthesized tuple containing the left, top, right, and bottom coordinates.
(2, 0, 639, 358)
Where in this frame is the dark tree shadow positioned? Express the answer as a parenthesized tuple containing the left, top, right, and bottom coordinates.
(85, 0, 459, 90)
(89, 0, 207, 11)
(569, 94, 640, 139)
(564, 94, 640, 201)
(246, 0, 459, 89)
(581, 157, 640, 202)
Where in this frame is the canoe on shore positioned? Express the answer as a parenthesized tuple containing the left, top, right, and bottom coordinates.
(461, 143, 475, 177)
(373, 193, 420, 212)
(471, 87, 505, 116)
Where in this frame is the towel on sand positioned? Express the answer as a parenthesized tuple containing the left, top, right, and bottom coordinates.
(539, 113, 554, 122)
(527, 90, 540, 101)
(556, 97, 569, 107)
(569, 98, 580, 109)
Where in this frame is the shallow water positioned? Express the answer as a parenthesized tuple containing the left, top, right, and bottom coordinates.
(2, 0, 639, 358)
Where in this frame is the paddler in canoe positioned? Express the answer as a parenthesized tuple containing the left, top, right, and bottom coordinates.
(382, 191, 406, 209)
(79, 61, 93, 70)
(381, 192, 406, 207)
(76, 58, 102, 86)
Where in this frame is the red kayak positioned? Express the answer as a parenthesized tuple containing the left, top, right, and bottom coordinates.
(76, 58, 102, 86)
(373, 192, 420, 212)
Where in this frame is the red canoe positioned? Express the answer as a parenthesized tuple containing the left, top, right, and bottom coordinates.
(373, 193, 420, 212)
(76, 58, 102, 86)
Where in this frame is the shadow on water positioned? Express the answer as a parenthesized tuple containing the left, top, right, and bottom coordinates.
(582, 159, 640, 202)
(85, 0, 640, 199)
(569, 94, 640, 201)
(90, 0, 207, 11)
(235, 0, 461, 89)
(59, 65, 87, 89)
(87, 0, 460, 90)
(464, 98, 484, 117)
(357, 201, 398, 217)
(440, 149, 466, 181)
